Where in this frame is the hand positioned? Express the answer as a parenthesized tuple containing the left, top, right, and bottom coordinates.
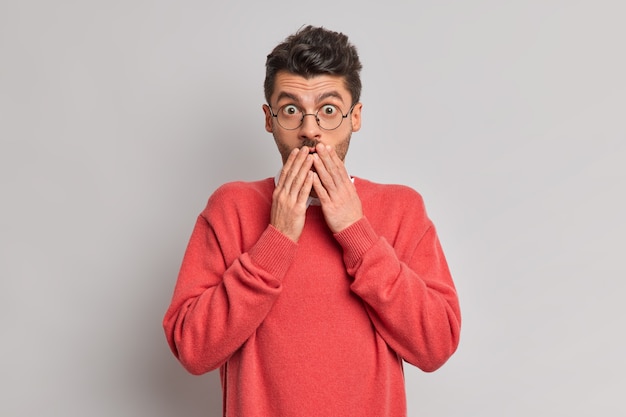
(312, 143, 363, 233)
(271, 147, 314, 242)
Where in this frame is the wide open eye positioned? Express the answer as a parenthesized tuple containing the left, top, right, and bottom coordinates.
(281, 105, 300, 117)
(319, 104, 338, 117)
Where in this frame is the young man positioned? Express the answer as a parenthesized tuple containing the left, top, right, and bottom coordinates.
(163, 25, 461, 417)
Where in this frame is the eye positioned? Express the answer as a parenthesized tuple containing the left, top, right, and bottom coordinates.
(281, 105, 300, 116)
(320, 104, 338, 116)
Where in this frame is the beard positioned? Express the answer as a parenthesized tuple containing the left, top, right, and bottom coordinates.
(274, 132, 352, 165)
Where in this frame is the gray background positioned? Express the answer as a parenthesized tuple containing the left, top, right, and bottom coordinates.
(1, 1, 624, 416)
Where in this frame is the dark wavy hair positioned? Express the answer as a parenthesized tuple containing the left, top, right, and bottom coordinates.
(264, 25, 363, 106)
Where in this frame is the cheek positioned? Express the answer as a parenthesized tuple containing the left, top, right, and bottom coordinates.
(334, 137, 351, 161)
(274, 130, 300, 147)
(273, 134, 295, 163)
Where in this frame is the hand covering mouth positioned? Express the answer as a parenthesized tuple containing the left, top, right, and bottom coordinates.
(301, 141, 321, 153)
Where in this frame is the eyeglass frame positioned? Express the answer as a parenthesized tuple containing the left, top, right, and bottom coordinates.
(268, 103, 356, 131)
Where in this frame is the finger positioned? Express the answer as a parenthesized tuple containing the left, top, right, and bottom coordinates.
(322, 144, 349, 181)
(277, 148, 300, 189)
(282, 147, 310, 194)
(313, 144, 347, 189)
(291, 153, 314, 197)
(297, 171, 314, 203)
(311, 172, 329, 201)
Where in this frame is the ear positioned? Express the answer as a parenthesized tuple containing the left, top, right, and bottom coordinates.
(262, 104, 274, 133)
(350, 102, 362, 132)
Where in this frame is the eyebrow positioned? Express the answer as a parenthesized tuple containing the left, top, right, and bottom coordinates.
(274, 91, 345, 106)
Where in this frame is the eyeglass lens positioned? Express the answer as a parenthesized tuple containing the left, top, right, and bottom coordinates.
(276, 104, 346, 130)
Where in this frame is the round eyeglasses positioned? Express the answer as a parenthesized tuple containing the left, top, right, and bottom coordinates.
(269, 104, 355, 130)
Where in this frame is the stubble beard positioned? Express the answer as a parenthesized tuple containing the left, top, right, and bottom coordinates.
(274, 133, 352, 165)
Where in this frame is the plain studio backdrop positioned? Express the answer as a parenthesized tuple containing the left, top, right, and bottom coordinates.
(1, 1, 624, 416)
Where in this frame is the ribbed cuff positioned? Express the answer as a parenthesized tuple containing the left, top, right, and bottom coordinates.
(248, 225, 298, 280)
(333, 217, 378, 269)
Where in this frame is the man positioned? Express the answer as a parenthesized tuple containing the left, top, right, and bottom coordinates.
(163, 25, 461, 417)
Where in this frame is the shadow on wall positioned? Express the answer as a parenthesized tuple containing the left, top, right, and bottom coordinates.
(142, 201, 225, 417)
(151, 349, 223, 417)
(138, 119, 272, 417)
(122, 251, 224, 417)
(146, 124, 268, 417)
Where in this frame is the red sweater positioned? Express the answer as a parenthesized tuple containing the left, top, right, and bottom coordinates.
(163, 177, 461, 417)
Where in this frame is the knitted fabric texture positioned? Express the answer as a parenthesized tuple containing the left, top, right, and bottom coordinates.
(163, 177, 461, 417)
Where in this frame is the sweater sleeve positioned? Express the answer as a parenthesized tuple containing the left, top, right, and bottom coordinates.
(162, 200, 298, 375)
(335, 204, 461, 372)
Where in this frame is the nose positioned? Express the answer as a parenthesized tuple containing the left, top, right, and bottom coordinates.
(298, 113, 322, 140)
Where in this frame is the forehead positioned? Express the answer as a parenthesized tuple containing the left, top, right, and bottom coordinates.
(271, 71, 351, 105)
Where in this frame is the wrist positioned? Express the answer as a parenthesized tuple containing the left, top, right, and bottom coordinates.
(333, 217, 378, 268)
